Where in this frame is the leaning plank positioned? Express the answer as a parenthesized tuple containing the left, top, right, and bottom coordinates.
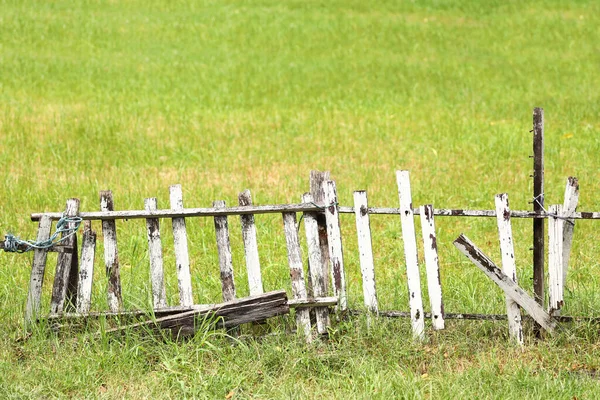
(395, 171, 425, 340)
(302, 193, 331, 334)
(169, 185, 194, 307)
(323, 180, 347, 311)
(50, 198, 80, 314)
(548, 204, 564, 315)
(310, 170, 331, 295)
(562, 177, 579, 285)
(353, 191, 378, 314)
(105, 290, 290, 337)
(453, 234, 556, 332)
(76, 221, 97, 314)
(145, 198, 167, 309)
(282, 212, 312, 341)
(100, 190, 123, 312)
(419, 204, 445, 330)
(239, 190, 263, 296)
(213, 200, 236, 302)
(25, 215, 53, 323)
(495, 194, 523, 344)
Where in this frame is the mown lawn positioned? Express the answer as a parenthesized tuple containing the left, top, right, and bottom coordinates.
(1, 0, 600, 398)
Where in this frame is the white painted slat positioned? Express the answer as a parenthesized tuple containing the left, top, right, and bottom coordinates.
(323, 180, 347, 312)
(213, 200, 236, 302)
(50, 198, 80, 314)
(239, 189, 263, 296)
(562, 177, 579, 286)
(353, 191, 378, 314)
(145, 198, 167, 309)
(76, 221, 96, 314)
(395, 170, 425, 340)
(282, 212, 312, 341)
(548, 204, 564, 315)
(169, 185, 194, 307)
(100, 190, 122, 312)
(453, 234, 556, 333)
(302, 193, 330, 334)
(494, 194, 523, 344)
(25, 215, 53, 323)
(419, 204, 445, 331)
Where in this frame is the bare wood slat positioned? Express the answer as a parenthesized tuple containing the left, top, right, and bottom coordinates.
(562, 177, 579, 285)
(25, 215, 53, 323)
(396, 171, 425, 340)
(145, 198, 167, 309)
(453, 234, 556, 333)
(495, 194, 523, 345)
(310, 170, 331, 296)
(282, 212, 312, 341)
(323, 180, 347, 312)
(170, 185, 194, 307)
(100, 190, 122, 312)
(239, 190, 263, 296)
(548, 204, 564, 315)
(50, 199, 80, 314)
(213, 200, 236, 302)
(353, 191, 378, 314)
(419, 204, 445, 330)
(76, 221, 97, 314)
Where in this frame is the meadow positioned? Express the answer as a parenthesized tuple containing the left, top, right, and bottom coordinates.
(1, 0, 600, 398)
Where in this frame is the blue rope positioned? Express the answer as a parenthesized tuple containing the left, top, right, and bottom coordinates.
(3, 215, 83, 253)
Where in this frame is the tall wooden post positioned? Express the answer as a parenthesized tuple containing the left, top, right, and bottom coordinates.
(532, 107, 545, 334)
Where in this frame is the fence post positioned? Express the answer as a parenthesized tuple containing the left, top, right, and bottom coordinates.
(532, 107, 545, 335)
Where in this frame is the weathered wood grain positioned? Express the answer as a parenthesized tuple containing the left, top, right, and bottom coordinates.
(283, 212, 312, 340)
(396, 171, 425, 340)
(213, 200, 236, 302)
(310, 170, 331, 296)
(50, 199, 80, 314)
(419, 204, 444, 330)
(145, 198, 167, 309)
(323, 180, 347, 312)
(169, 185, 194, 307)
(302, 193, 330, 334)
(532, 107, 545, 330)
(548, 204, 564, 315)
(100, 190, 122, 312)
(76, 221, 96, 314)
(239, 190, 263, 296)
(562, 177, 579, 286)
(25, 215, 53, 323)
(453, 234, 556, 332)
(353, 191, 378, 314)
(494, 194, 523, 344)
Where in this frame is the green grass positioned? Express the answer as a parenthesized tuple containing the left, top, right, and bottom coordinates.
(1, 0, 600, 398)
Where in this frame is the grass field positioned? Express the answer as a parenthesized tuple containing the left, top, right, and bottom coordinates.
(1, 0, 600, 398)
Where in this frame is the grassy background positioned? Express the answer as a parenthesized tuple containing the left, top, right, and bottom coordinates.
(1, 0, 600, 398)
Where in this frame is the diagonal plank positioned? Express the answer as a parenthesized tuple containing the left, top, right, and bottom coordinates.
(453, 234, 556, 333)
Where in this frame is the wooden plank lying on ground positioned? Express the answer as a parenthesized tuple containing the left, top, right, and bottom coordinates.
(170, 184, 194, 307)
(453, 234, 556, 333)
(419, 204, 444, 330)
(104, 290, 289, 337)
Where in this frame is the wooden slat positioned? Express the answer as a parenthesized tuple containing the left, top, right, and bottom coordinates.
(169, 184, 194, 307)
(562, 177, 579, 286)
(213, 200, 236, 302)
(548, 204, 564, 315)
(353, 190, 378, 314)
(145, 198, 167, 309)
(50, 199, 80, 314)
(395, 171, 425, 340)
(76, 221, 97, 314)
(419, 204, 444, 330)
(323, 180, 347, 312)
(532, 107, 545, 337)
(453, 234, 556, 332)
(310, 170, 331, 296)
(100, 190, 122, 312)
(25, 215, 53, 323)
(239, 189, 263, 296)
(282, 212, 312, 341)
(302, 193, 330, 334)
(494, 194, 523, 344)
